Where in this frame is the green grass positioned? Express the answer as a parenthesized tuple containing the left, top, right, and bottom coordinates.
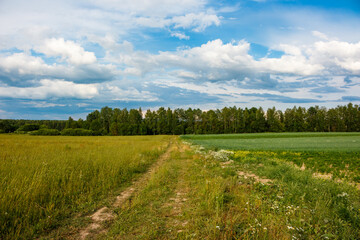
(179, 144, 360, 239)
(2, 133, 360, 239)
(182, 132, 360, 183)
(179, 132, 360, 238)
(0, 135, 172, 239)
(181, 132, 360, 152)
(103, 138, 360, 239)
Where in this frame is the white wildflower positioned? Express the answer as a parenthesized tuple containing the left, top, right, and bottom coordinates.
(337, 192, 348, 197)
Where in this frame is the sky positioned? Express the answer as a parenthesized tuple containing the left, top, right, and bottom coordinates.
(0, 0, 360, 119)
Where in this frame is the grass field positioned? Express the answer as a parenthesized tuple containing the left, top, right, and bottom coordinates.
(0, 135, 172, 239)
(1, 133, 360, 239)
(182, 132, 360, 239)
(181, 132, 360, 151)
(182, 132, 360, 183)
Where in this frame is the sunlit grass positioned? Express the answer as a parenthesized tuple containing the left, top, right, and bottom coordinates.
(0, 135, 172, 239)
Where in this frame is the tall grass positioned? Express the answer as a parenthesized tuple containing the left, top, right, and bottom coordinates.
(0, 135, 171, 239)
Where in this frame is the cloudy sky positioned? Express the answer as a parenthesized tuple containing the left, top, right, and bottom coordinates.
(0, 0, 360, 119)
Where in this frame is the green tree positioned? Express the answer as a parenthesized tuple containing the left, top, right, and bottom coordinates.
(100, 106, 113, 134)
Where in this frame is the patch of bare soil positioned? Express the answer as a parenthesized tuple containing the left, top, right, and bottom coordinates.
(76, 140, 176, 240)
(79, 207, 113, 239)
(220, 160, 234, 168)
(179, 142, 190, 153)
(312, 172, 333, 180)
(238, 171, 272, 185)
(312, 171, 360, 190)
(300, 162, 306, 171)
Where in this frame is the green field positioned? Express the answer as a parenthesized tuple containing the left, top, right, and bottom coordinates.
(182, 132, 360, 239)
(181, 132, 360, 151)
(1, 133, 360, 239)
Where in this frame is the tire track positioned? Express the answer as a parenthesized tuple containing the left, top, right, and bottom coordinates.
(77, 139, 176, 239)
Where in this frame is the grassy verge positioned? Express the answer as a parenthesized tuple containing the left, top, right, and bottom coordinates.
(231, 150, 360, 239)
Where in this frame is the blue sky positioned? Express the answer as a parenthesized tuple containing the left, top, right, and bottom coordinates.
(0, 0, 359, 119)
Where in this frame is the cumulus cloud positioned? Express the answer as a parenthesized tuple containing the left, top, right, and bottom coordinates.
(171, 12, 221, 32)
(106, 85, 159, 102)
(117, 38, 360, 81)
(0, 0, 219, 51)
(154, 39, 322, 78)
(0, 51, 115, 84)
(0, 53, 56, 77)
(170, 32, 190, 40)
(312, 31, 329, 41)
(309, 40, 360, 74)
(36, 38, 96, 65)
(0, 79, 98, 99)
(135, 12, 221, 32)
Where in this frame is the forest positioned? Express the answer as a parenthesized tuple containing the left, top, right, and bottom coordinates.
(1, 103, 359, 135)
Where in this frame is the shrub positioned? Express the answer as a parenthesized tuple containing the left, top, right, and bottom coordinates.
(18, 124, 40, 132)
(29, 129, 61, 136)
(61, 128, 94, 136)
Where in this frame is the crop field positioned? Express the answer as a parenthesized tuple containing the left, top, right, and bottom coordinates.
(1, 133, 360, 239)
(181, 132, 360, 151)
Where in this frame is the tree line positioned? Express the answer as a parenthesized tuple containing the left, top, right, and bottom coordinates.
(1, 103, 359, 135)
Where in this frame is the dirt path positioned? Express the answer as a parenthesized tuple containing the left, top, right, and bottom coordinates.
(77, 140, 176, 240)
(162, 143, 191, 234)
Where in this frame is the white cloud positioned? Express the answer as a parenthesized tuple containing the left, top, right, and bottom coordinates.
(0, 53, 56, 76)
(309, 40, 360, 74)
(0, 52, 115, 83)
(312, 31, 329, 41)
(258, 54, 323, 75)
(135, 17, 171, 28)
(120, 38, 358, 79)
(0, 0, 218, 51)
(135, 12, 221, 32)
(0, 79, 98, 99)
(171, 12, 221, 32)
(171, 32, 190, 40)
(106, 85, 159, 102)
(155, 39, 322, 77)
(23, 101, 67, 108)
(88, 0, 206, 16)
(157, 39, 252, 70)
(76, 103, 90, 107)
(36, 38, 96, 65)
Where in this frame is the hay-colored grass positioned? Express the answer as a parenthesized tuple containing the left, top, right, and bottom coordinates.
(0, 135, 172, 239)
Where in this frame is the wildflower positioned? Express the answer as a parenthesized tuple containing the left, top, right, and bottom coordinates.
(216, 226, 220, 230)
(287, 226, 294, 230)
(337, 192, 348, 197)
